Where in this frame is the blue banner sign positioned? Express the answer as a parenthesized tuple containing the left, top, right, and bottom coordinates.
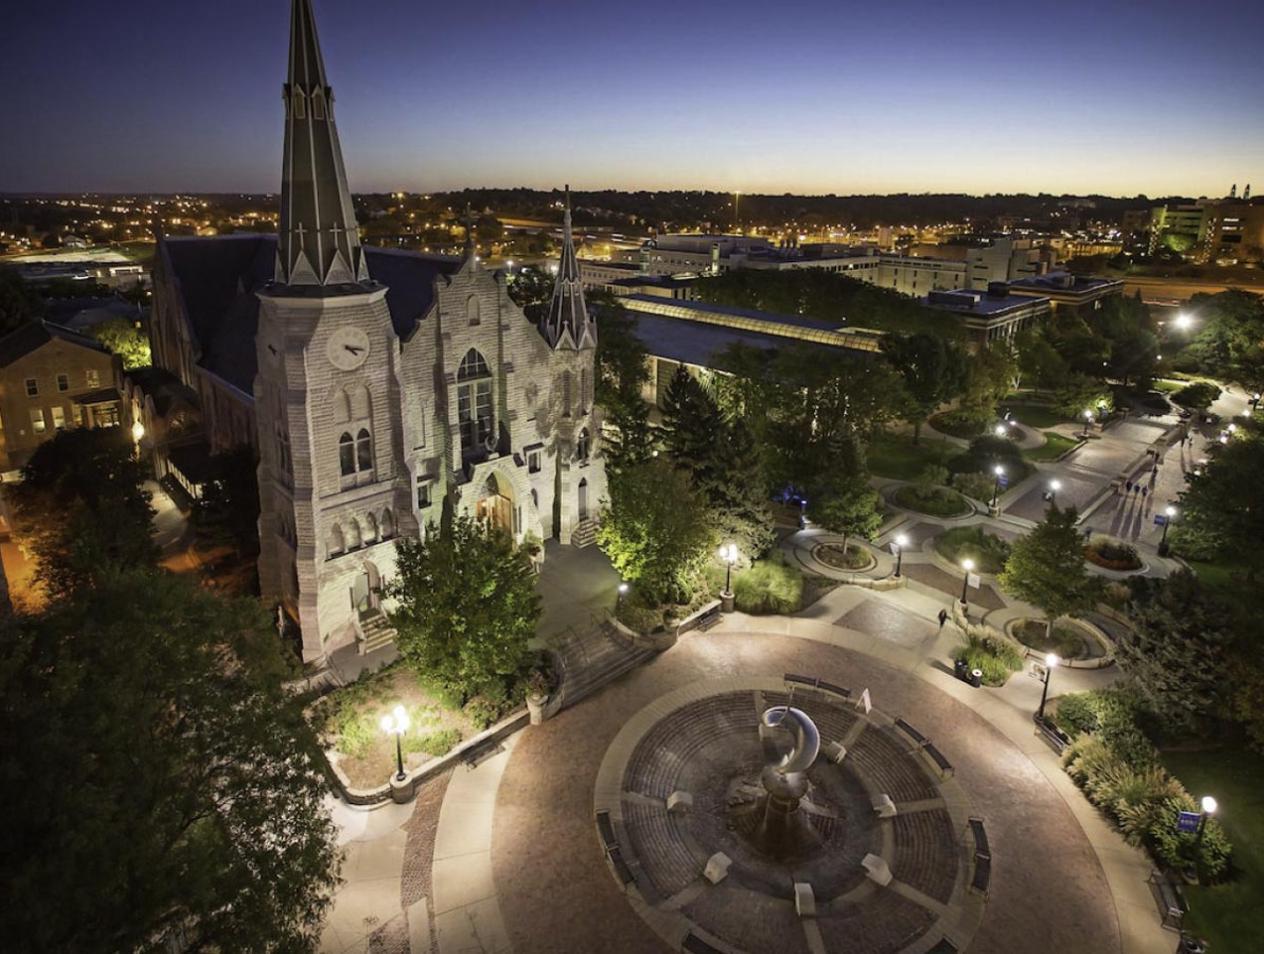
(1176, 811, 1201, 833)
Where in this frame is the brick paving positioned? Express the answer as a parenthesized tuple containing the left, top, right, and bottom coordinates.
(900, 563, 1006, 611)
(490, 633, 1120, 954)
(836, 597, 939, 649)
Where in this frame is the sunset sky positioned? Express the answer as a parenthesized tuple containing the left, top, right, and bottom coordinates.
(3, 0, 1261, 196)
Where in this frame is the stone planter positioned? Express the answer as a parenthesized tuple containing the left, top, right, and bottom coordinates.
(527, 693, 549, 726)
(389, 773, 414, 804)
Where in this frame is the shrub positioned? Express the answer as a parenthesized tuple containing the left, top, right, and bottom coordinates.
(1085, 536, 1142, 570)
(733, 553, 804, 614)
(951, 471, 996, 502)
(463, 682, 512, 729)
(413, 728, 462, 758)
(948, 434, 1027, 479)
(929, 410, 987, 439)
(893, 484, 970, 517)
(1053, 692, 1100, 738)
(951, 633, 1024, 686)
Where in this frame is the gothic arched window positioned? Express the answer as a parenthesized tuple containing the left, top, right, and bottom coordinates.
(339, 432, 355, 476)
(466, 295, 481, 326)
(356, 428, 372, 473)
(345, 518, 362, 550)
(364, 512, 379, 545)
(329, 524, 345, 558)
(576, 427, 591, 462)
(561, 371, 573, 417)
(381, 509, 396, 540)
(457, 349, 493, 453)
(333, 389, 351, 424)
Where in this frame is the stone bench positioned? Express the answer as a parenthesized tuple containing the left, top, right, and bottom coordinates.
(895, 717, 929, 747)
(923, 743, 954, 778)
(970, 854, 991, 896)
(968, 817, 990, 859)
(595, 810, 618, 853)
(676, 599, 722, 636)
(784, 673, 851, 699)
(1148, 869, 1185, 930)
(607, 846, 636, 887)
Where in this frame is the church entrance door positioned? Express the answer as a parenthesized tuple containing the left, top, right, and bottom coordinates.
(351, 563, 380, 617)
(476, 473, 515, 534)
(578, 478, 589, 522)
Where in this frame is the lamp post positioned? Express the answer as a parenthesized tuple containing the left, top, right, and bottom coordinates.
(721, 542, 739, 596)
(1082, 409, 1093, 437)
(1195, 794, 1218, 857)
(893, 533, 908, 577)
(379, 705, 410, 782)
(1037, 653, 1059, 721)
(959, 558, 974, 604)
(616, 581, 629, 606)
(990, 464, 1005, 509)
(1159, 505, 1176, 555)
(1048, 478, 1062, 504)
(994, 423, 1007, 438)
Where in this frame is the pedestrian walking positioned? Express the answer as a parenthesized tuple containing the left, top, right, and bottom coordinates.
(1126, 480, 1133, 493)
(1141, 486, 1149, 499)
(937, 608, 948, 630)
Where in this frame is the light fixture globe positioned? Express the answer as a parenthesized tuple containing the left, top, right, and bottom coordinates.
(894, 533, 908, 549)
(1202, 795, 1218, 815)
(1045, 653, 1060, 669)
(993, 464, 1005, 477)
(1165, 505, 1177, 518)
(961, 558, 975, 572)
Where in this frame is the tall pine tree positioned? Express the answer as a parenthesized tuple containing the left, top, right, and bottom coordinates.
(998, 504, 1098, 632)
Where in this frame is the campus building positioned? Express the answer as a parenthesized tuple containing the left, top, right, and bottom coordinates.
(146, 0, 603, 663)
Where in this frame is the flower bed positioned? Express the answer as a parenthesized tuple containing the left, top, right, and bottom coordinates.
(1085, 536, 1143, 571)
(815, 543, 874, 570)
(951, 632, 1025, 686)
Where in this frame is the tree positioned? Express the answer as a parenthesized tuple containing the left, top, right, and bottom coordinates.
(812, 473, 882, 553)
(594, 298, 654, 475)
(1189, 290, 1264, 391)
(1116, 570, 1235, 731)
(506, 266, 554, 325)
(882, 332, 966, 442)
(192, 445, 260, 557)
(999, 504, 1098, 631)
(8, 427, 156, 598)
(597, 457, 715, 603)
(387, 514, 540, 697)
(0, 570, 338, 952)
(959, 343, 1017, 422)
(709, 416, 775, 557)
(1173, 432, 1264, 580)
(1015, 327, 1067, 394)
(0, 267, 42, 336)
(1050, 375, 1109, 418)
(660, 364, 724, 478)
(1170, 381, 1221, 412)
(89, 316, 151, 369)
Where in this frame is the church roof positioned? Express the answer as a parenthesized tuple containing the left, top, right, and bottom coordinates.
(276, 0, 370, 288)
(160, 234, 460, 395)
(0, 319, 111, 368)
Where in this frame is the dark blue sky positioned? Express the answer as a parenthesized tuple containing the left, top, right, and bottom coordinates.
(2, 0, 1261, 196)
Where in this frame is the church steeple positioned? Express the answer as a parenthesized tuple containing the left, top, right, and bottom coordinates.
(277, 0, 369, 288)
(544, 185, 594, 349)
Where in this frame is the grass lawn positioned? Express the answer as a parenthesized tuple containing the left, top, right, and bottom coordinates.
(1184, 558, 1240, 597)
(934, 525, 1010, 574)
(1023, 431, 1082, 462)
(1012, 619, 1089, 659)
(1004, 402, 1071, 429)
(1162, 746, 1264, 954)
(867, 432, 956, 480)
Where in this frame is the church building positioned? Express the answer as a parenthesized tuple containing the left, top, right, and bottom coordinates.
(147, 0, 603, 663)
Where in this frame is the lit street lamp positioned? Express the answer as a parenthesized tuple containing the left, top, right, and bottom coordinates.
(1195, 794, 1218, 855)
(994, 423, 1007, 438)
(1082, 409, 1094, 437)
(1037, 653, 1059, 721)
(893, 533, 908, 577)
(959, 558, 974, 604)
(131, 419, 145, 443)
(721, 542, 739, 596)
(1159, 505, 1177, 556)
(1048, 478, 1062, 504)
(990, 464, 1005, 509)
(1174, 312, 1193, 332)
(616, 581, 629, 605)
(380, 705, 410, 782)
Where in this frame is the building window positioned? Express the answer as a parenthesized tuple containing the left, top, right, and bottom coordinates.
(364, 513, 379, 545)
(25, 378, 37, 397)
(51, 406, 66, 430)
(293, 89, 306, 119)
(30, 408, 45, 434)
(85, 369, 100, 388)
(528, 450, 541, 474)
(381, 509, 396, 539)
(329, 524, 345, 558)
(457, 349, 494, 454)
(339, 432, 355, 476)
(345, 518, 361, 550)
(576, 427, 591, 463)
(311, 90, 326, 120)
(561, 371, 572, 416)
(467, 295, 481, 326)
(56, 373, 69, 392)
(416, 478, 432, 508)
(356, 428, 372, 472)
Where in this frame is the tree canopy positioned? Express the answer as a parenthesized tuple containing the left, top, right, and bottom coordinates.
(999, 504, 1098, 626)
(89, 316, 151, 370)
(386, 514, 540, 698)
(593, 297, 654, 475)
(882, 332, 966, 440)
(0, 570, 337, 953)
(1189, 289, 1264, 391)
(1172, 428, 1264, 580)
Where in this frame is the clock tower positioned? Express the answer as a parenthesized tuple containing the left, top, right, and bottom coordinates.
(255, 0, 406, 662)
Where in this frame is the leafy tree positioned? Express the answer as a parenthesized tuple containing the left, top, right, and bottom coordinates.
(0, 570, 337, 953)
(1051, 375, 1110, 418)
(1015, 327, 1067, 393)
(0, 267, 42, 335)
(660, 364, 724, 478)
(999, 504, 1098, 631)
(1173, 432, 1264, 580)
(959, 342, 1017, 422)
(506, 265, 554, 324)
(812, 473, 882, 553)
(708, 416, 775, 557)
(1115, 570, 1235, 731)
(1189, 290, 1264, 391)
(89, 316, 151, 369)
(386, 514, 540, 697)
(1170, 381, 1221, 412)
(882, 332, 966, 442)
(192, 445, 260, 557)
(597, 457, 715, 603)
(9, 427, 156, 598)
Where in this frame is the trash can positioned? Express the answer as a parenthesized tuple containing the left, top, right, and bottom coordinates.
(954, 658, 969, 682)
(970, 668, 983, 689)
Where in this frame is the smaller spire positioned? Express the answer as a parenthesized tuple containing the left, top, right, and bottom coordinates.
(543, 185, 594, 349)
(462, 203, 477, 269)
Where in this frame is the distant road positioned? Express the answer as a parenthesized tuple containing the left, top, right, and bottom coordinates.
(1123, 274, 1264, 304)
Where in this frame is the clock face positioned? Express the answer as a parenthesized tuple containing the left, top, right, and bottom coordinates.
(326, 326, 371, 371)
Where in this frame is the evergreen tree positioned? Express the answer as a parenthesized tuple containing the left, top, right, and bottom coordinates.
(1173, 430, 1264, 581)
(660, 364, 723, 479)
(1117, 570, 1235, 731)
(812, 473, 883, 553)
(709, 415, 775, 557)
(882, 332, 966, 442)
(998, 504, 1098, 632)
(192, 445, 260, 558)
(594, 298, 655, 475)
(386, 514, 540, 698)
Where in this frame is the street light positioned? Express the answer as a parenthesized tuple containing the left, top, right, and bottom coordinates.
(131, 419, 145, 443)
(1037, 653, 1059, 720)
(721, 542, 739, 596)
(1159, 505, 1177, 555)
(959, 558, 974, 604)
(379, 705, 410, 782)
(1174, 313, 1193, 332)
(991, 464, 1005, 508)
(994, 423, 1007, 438)
(1195, 794, 1218, 855)
(616, 581, 629, 605)
(1048, 478, 1062, 503)
(893, 533, 908, 577)
(1082, 409, 1094, 437)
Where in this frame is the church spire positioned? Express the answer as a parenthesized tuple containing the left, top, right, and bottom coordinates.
(277, 0, 369, 288)
(544, 185, 594, 349)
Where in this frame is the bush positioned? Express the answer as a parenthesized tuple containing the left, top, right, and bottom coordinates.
(463, 682, 512, 730)
(893, 483, 970, 517)
(615, 592, 665, 634)
(929, 410, 987, 439)
(935, 525, 1010, 574)
(951, 471, 996, 502)
(951, 633, 1024, 686)
(948, 434, 1029, 480)
(411, 728, 462, 758)
(1053, 692, 1100, 738)
(733, 553, 803, 614)
(1171, 381, 1222, 411)
(1085, 536, 1142, 570)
